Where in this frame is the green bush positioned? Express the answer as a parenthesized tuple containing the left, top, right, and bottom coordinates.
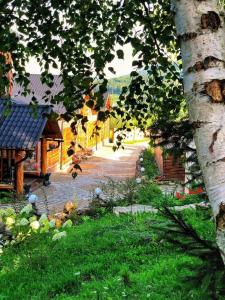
(164, 194, 205, 207)
(137, 183, 163, 205)
(136, 183, 206, 208)
(89, 178, 139, 213)
(142, 147, 159, 179)
(0, 191, 16, 203)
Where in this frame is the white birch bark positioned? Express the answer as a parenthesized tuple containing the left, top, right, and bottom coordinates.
(171, 0, 225, 262)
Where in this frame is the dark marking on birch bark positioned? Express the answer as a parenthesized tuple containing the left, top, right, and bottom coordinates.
(216, 203, 225, 230)
(178, 32, 197, 42)
(188, 61, 204, 73)
(209, 128, 221, 153)
(192, 82, 198, 92)
(205, 80, 225, 103)
(201, 11, 221, 31)
(191, 121, 209, 129)
(206, 157, 225, 167)
(204, 56, 225, 69)
(188, 57, 225, 73)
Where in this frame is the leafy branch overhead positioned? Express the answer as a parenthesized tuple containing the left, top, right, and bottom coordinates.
(0, 0, 184, 132)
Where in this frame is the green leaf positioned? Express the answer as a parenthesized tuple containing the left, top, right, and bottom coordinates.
(98, 111, 106, 121)
(86, 99, 94, 108)
(72, 172, 78, 179)
(67, 149, 74, 157)
(116, 49, 124, 59)
(73, 164, 82, 172)
(108, 67, 116, 74)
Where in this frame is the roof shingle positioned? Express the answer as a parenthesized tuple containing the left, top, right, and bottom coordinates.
(12, 74, 65, 114)
(0, 100, 52, 150)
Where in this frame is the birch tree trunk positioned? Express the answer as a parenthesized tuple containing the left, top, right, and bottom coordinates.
(171, 0, 225, 262)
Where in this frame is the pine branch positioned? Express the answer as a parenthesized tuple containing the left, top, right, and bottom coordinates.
(153, 207, 225, 298)
(158, 207, 218, 254)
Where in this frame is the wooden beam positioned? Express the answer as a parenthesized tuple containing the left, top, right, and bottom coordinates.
(15, 150, 24, 195)
(41, 138, 48, 175)
(0, 184, 14, 190)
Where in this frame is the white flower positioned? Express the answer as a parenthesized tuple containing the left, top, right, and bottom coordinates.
(19, 218, 29, 226)
(20, 204, 33, 215)
(52, 231, 67, 241)
(6, 217, 15, 226)
(30, 220, 40, 230)
(5, 208, 16, 217)
(49, 219, 56, 228)
(140, 157, 143, 162)
(0, 209, 5, 217)
(140, 167, 145, 172)
(29, 216, 37, 223)
(62, 220, 73, 228)
(39, 214, 48, 224)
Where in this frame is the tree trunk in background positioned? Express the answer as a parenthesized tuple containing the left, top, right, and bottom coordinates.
(172, 0, 225, 262)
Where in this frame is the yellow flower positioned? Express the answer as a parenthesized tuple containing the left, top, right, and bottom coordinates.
(6, 217, 15, 227)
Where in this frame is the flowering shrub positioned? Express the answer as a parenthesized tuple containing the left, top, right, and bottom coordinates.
(0, 201, 77, 253)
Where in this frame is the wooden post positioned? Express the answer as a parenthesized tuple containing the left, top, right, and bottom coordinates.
(15, 150, 24, 195)
(41, 138, 48, 175)
(59, 121, 64, 170)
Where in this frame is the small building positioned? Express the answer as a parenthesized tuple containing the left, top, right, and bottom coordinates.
(154, 144, 185, 182)
(0, 100, 63, 194)
(13, 74, 111, 173)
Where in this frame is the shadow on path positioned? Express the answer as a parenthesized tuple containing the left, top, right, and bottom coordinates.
(35, 142, 148, 213)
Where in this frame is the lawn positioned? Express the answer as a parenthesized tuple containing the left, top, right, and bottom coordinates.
(123, 138, 149, 145)
(0, 211, 214, 300)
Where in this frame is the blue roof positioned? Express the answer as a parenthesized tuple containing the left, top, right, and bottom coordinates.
(0, 100, 52, 150)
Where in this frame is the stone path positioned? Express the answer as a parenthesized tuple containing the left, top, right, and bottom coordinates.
(35, 142, 147, 213)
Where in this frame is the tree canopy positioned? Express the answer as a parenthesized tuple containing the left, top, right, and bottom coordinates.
(0, 0, 186, 133)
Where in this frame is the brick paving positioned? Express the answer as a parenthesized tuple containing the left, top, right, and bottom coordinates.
(35, 142, 147, 213)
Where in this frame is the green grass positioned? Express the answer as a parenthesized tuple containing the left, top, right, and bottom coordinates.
(0, 191, 16, 204)
(123, 138, 149, 145)
(136, 183, 163, 205)
(0, 212, 214, 300)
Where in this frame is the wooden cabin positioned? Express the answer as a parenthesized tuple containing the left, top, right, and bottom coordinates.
(12, 74, 111, 173)
(0, 100, 63, 194)
(154, 145, 185, 182)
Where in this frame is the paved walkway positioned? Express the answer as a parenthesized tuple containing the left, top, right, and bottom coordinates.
(35, 142, 147, 213)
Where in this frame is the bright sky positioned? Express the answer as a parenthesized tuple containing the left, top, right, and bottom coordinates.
(25, 44, 134, 79)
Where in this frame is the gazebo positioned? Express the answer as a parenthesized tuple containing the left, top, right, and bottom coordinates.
(0, 100, 63, 194)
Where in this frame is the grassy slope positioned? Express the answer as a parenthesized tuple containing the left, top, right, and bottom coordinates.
(108, 75, 131, 94)
(0, 212, 213, 300)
